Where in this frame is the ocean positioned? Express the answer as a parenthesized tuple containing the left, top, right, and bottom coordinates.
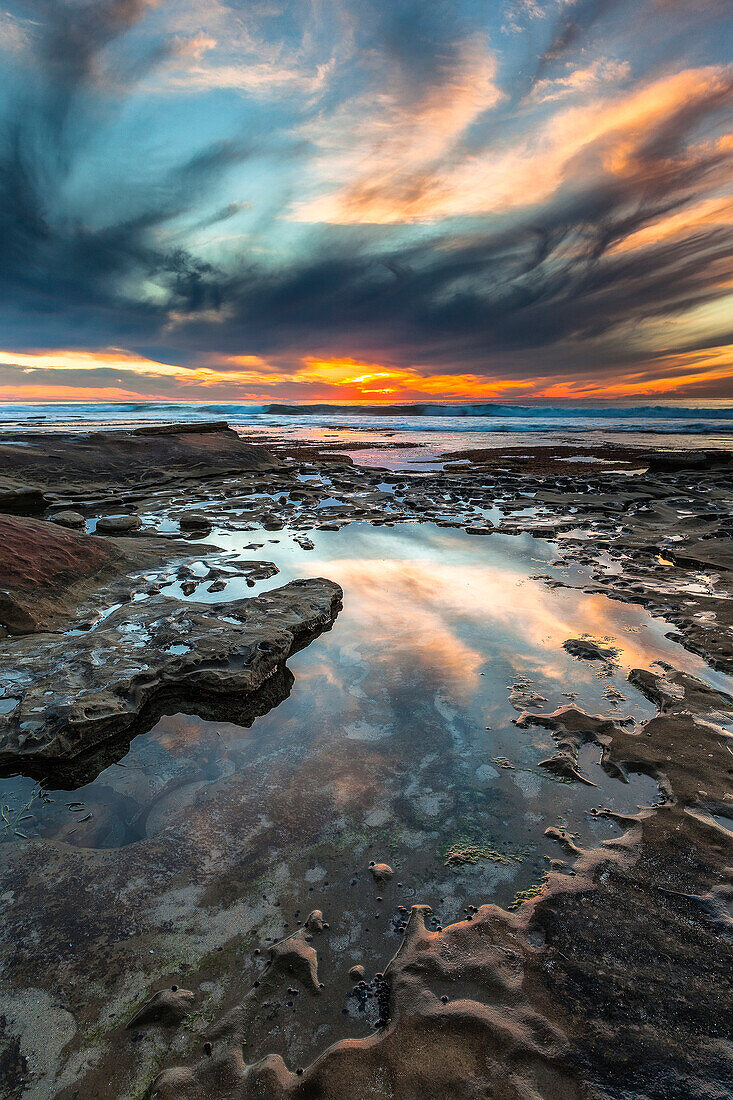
(1, 402, 732, 468)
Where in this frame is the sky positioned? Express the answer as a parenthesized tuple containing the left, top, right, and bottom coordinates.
(0, 0, 731, 406)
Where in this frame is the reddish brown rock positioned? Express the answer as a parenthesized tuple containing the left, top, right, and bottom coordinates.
(368, 862, 394, 884)
(0, 515, 120, 634)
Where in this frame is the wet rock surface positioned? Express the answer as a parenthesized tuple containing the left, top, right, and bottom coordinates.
(127, 988, 195, 1031)
(0, 579, 342, 771)
(138, 670, 733, 1100)
(0, 515, 171, 635)
(135, 441, 733, 1100)
(0, 422, 281, 497)
(50, 511, 85, 530)
(0, 427, 732, 1099)
(96, 514, 143, 534)
(563, 637, 619, 664)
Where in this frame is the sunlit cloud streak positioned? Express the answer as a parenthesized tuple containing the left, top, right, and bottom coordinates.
(0, 0, 731, 401)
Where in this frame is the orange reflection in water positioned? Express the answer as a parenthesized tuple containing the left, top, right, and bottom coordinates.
(152, 712, 256, 753)
(298, 554, 677, 697)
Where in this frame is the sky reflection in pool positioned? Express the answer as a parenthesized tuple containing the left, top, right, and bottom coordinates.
(0, 522, 719, 914)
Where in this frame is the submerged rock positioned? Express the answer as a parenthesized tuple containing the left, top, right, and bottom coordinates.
(544, 826, 583, 855)
(305, 909, 329, 933)
(539, 752, 598, 786)
(96, 514, 142, 534)
(127, 987, 194, 1029)
(269, 928, 322, 994)
(147, 903, 583, 1100)
(516, 705, 625, 786)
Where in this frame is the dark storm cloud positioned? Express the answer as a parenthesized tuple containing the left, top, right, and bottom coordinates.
(0, 121, 243, 321)
(34, 0, 152, 83)
(0, 0, 731, 390)
(204, 215, 729, 374)
(193, 201, 251, 231)
(167, 62, 733, 378)
(357, 0, 474, 91)
(0, 2, 261, 331)
(0, 362, 180, 395)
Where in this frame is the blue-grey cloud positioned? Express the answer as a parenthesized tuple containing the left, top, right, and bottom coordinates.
(0, 0, 731, 393)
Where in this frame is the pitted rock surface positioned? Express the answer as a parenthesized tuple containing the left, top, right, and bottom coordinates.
(0, 579, 342, 768)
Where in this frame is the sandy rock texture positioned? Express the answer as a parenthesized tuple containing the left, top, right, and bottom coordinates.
(144, 666, 733, 1100)
(0, 515, 148, 634)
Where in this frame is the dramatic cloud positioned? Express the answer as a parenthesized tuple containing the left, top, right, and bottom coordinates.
(0, 0, 731, 402)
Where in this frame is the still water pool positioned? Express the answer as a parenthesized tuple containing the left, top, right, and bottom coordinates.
(2, 522, 718, 894)
(3, 520, 730, 1085)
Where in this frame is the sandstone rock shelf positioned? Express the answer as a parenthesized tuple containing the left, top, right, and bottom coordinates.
(0, 579, 342, 770)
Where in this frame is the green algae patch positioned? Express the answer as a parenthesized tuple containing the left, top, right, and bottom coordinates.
(128, 1044, 168, 1100)
(441, 836, 527, 868)
(510, 874, 549, 910)
(196, 934, 249, 980)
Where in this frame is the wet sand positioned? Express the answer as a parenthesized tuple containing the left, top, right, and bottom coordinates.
(0, 425, 731, 1099)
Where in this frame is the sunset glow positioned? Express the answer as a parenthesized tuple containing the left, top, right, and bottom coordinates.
(2, 344, 732, 405)
(0, 0, 731, 403)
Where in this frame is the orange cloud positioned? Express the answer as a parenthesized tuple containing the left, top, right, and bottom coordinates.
(0, 384, 149, 402)
(286, 347, 733, 404)
(530, 59, 630, 104)
(538, 343, 733, 400)
(144, 0, 337, 98)
(211, 354, 534, 402)
(292, 357, 531, 400)
(293, 38, 502, 225)
(2, 343, 733, 405)
(0, 348, 188, 376)
(608, 195, 733, 254)
(0, 347, 285, 393)
(295, 65, 732, 224)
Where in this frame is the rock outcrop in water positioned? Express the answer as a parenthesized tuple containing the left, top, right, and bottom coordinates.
(0, 579, 342, 771)
(563, 636, 619, 664)
(0, 515, 137, 634)
(515, 704, 631, 786)
(0, 421, 280, 498)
